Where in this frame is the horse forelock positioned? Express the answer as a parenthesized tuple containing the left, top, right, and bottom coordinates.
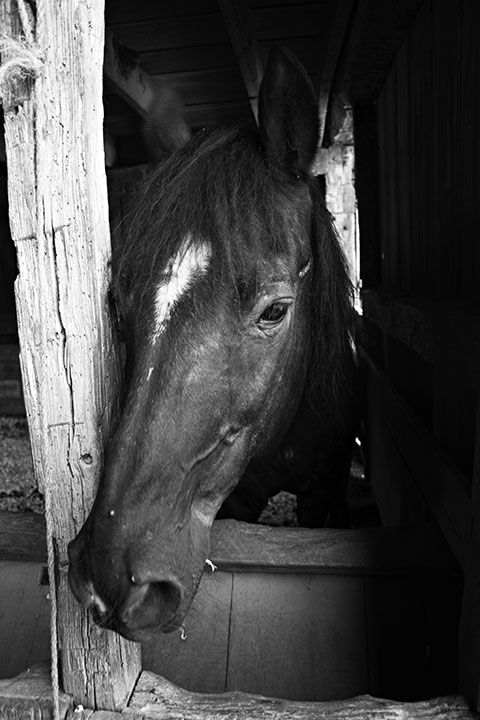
(116, 125, 308, 292)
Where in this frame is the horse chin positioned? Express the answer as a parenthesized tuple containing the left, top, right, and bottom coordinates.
(88, 599, 186, 642)
(109, 618, 181, 643)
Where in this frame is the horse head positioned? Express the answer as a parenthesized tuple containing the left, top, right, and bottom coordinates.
(68, 48, 352, 641)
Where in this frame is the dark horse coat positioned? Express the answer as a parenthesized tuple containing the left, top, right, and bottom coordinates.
(68, 47, 358, 641)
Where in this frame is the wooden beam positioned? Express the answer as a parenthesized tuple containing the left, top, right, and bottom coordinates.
(125, 672, 474, 719)
(316, 0, 355, 145)
(211, 520, 456, 576)
(362, 290, 480, 391)
(362, 351, 471, 570)
(459, 395, 480, 710)
(103, 26, 155, 117)
(0, 664, 71, 719)
(0, 664, 474, 719)
(1, 0, 141, 711)
(217, 0, 262, 123)
(0, 511, 456, 576)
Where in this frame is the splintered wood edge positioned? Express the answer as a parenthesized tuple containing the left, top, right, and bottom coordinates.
(0, 664, 71, 718)
(0, 665, 474, 719)
(69, 671, 474, 719)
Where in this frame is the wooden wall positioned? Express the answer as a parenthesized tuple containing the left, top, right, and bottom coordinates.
(374, 0, 479, 301)
(355, 0, 480, 706)
(0, 512, 461, 702)
(356, 0, 480, 518)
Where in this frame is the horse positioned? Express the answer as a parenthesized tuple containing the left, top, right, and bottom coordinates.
(68, 47, 359, 642)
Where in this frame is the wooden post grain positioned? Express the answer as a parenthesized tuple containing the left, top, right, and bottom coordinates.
(0, 0, 141, 710)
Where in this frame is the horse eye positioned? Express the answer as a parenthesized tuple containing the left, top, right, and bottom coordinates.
(258, 302, 289, 325)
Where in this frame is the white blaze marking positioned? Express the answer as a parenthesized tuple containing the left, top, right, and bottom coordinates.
(151, 235, 211, 343)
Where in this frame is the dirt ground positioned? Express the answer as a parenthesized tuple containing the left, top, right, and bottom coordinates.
(0, 417, 43, 514)
(0, 416, 373, 526)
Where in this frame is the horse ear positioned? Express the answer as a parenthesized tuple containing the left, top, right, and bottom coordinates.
(143, 85, 191, 161)
(258, 46, 319, 177)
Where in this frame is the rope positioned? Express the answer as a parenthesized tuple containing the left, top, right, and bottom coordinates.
(0, 34, 42, 103)
(0, 3, 59, 718)
(0, 0, 42, 105)
(46, 520, 61, 720)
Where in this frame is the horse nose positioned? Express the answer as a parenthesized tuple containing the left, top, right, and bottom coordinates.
(119, 573, 184, 632)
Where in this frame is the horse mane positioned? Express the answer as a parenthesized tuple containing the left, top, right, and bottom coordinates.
(305, 178, 354, 421)
(113, 123, 353, 421)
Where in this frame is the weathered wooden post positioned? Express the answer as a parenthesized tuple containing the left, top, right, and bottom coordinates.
(0, 0, 141, 712)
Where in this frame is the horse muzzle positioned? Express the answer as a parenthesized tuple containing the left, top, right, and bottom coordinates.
(67, 533, 187, 641)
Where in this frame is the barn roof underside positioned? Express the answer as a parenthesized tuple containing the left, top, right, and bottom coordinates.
(102, 0, 424, 166)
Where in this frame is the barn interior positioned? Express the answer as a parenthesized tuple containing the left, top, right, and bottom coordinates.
(0, 0, 479, 715)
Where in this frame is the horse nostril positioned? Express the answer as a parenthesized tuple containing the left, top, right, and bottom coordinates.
(120, 576, 184, 631)
(150, 579, 183, 618)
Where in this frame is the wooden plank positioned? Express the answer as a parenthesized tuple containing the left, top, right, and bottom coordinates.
(105, 0, 219, 24)
(103, 27, 154, 117)
(460, 239, 480, 709)
(366, 576, 429, 701)
(0, 0, 141, 711)
(218, 0, 262, 122)
(362, 290, 480, 391)
(376, 89, 389, 289)
(362, 291, 434, 362)
(126, 671, 474, 719)
(410, 0, 429, 295)
(251, 4, 328, 43)
(457, 0, 480, 701)
(433, 363, 477, 480)
(142, 570, 232, 693)
(209, 520, 456, 575)
(0, 512, 46, 563)
(363, 350, 472, 569)
(330, 0, 424, 105)
(226, 573, 367, 700)
(422, 574, 462, 698)
(362, 0, 479, 302)
(110, 12, 227, 53)
(366, 388, 430, 527)
(0, 511, 456, 576)
(105, 98, 253, 134)
(0, 667, 474, 719)
(138, 44, 238, 76)
(395, 33, 411, 294)
(152, 66, 250, 106)
(0, 562, 51, 679)
(182, 100, 252, 129)
(365, 574, 460, 701)
(384, 70, 400, 291)
(0, 664, 71, 719)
